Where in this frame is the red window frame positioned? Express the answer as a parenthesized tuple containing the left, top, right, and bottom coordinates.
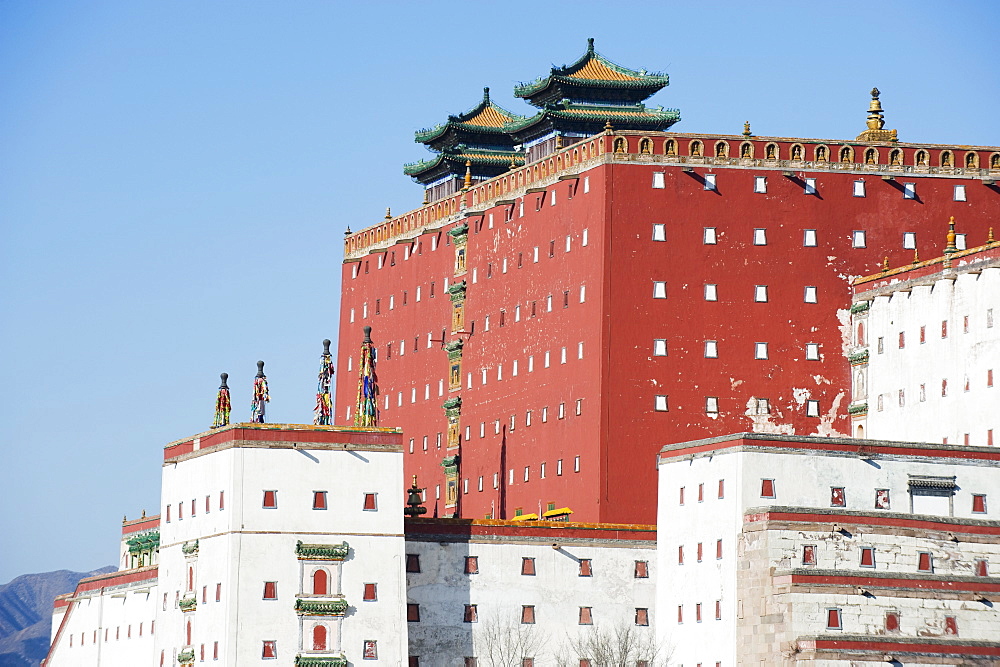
(263, 581, 277, 600)
(262, 490, 277, 509)
(313, 491, 327, 510)
(363, 583, 377, 601)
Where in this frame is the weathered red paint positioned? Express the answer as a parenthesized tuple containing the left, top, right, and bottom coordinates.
(746, 509, 1000, 536)
(404, 517, 656, 542)
(338, 133, 1000, 524)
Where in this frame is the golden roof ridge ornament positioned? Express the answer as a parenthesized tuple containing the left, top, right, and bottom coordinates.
(743, 121, 752, 138)
(463, 160, 472, 189)
(384, 207, 392, 220)
(856, 87, 898, 143)
(945, 216, 957, 253)
(989, 227, 995, 244)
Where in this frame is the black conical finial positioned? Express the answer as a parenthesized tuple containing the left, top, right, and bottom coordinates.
(322, 339, 331, 355)
(256, 360, 265, 378)
(363, 326, 372, 343)
(483, 87, 490, 102)
(587, 37, 595, 52)
(219, 372, 229, 389)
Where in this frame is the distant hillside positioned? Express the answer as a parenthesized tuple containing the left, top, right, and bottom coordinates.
(0, 567, 115, 667)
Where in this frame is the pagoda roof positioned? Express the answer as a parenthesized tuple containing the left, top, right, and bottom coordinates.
(505, 103, 680, 140)
(403, 147, 524, 180)
(414, 88, 527, 145)
(514, 38, 669, 106)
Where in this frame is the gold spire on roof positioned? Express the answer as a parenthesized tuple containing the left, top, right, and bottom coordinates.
(857, 87, 898, 142)
(990, 227, 996, 243)
(945, 216, 957, 253)
(604, 119, 613, 131)
(385, 207, 392, 220)
(463, 160, 472, 189)
(743, 121, 752, 138)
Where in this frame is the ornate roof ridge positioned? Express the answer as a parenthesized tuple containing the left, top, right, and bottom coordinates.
(514, 38, 669, 99)
(415, 87, 529, 143)
(403, 150, 525, 175)
(504, 106, 681, 133)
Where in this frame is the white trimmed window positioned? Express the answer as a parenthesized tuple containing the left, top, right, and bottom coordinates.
(653, 339, 668, 356)
(652, 224, 666, 241)
(754, 176, 767, 193)
(583, 177, 590, 194)
(853, 180, 866, 197)
(704, 227, 717, 244)
(852, 230, 867, 248)
(512, 360, 518, 377)
(805, 343, 820, 360)
(954, 184, 967, 201)
(903, 182, 916, 199)
(706, 397, 719, 415)
(578, 342, 584, 359)
(515, 305, 521, 322)
(754, 285, 768, 302)
(528, 356, 534, 372)
(654, 395, 669, 411)
(544, 351, 550, 368)
(806, 400, 820, 417)
(804, 286, 817, 303)
(903, 232, 916, 249)
(652, 172, 665, 189)
(546, 295, 553, 312)
(705, 284, 718, 301)
(804, 178, 816, 195)
(956, 234, 967, 250)
(560, 347, 567, 364)
(704, 340, 718, 358)
(582, 229, 588, 246)
(579, 285, 586, 303)
(704, 173, 717, 191)
(653, 282, 667, 299)
(804, 229, 817, 247)
(753, 228, 767, 245)
(533, 247, 539, 263)
(755, 342, 769, 359)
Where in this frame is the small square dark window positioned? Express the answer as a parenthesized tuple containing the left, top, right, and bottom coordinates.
(831, 487, 846, 507)
(363, 583, 377, 601)
(262, 582, 277, 600)
(635, 608, 649, 626)
(521, 605, 535, 624)
(918, 552, 933, 572)
(313, 491, 327, 510)
(579, 606, 593, 625)
(761, 479, 775, 498)
(464, 556, 479, 574)
(405, 554, 421, 573)
(407, 604, 420, 622)
(826, 608, 842, 630)
(262, 490, 277, 509)
(521, 557, 535, 576)
(363, 493, 377, 511)
(579, 559, 592, 576)
(973, 494, 987, 513)
(463, 604, 478, 623)
(860, 547, 875, 568)
(885, 611, 900, 632)
(802, 545, 816, 565)
(634, 561, 648, 578)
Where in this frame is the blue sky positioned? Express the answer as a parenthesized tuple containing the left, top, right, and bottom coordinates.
(1, 0, 998, 583)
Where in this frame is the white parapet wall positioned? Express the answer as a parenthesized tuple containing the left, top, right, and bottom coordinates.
(657, 433, 1000, 666)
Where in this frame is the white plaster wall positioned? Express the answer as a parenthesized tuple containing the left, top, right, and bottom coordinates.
(155, 443, 407, 666)
(658, 444, 1000, 667)
(862, 266, 999, 445)
(44, 581, 157, 667)
(407, 537, 657, 665)
(656, 452, 741, 667)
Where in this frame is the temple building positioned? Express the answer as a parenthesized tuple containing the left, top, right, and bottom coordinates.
(339, 41, 1000, 524)
(44, 42, 1000, 667)
(405, 88, 527, 203)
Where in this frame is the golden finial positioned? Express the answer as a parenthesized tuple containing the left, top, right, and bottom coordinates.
(384, 207, 392, 220)
(509, 154, 518, 170)
(882, 256, 890, 272)
(945, 216, 957, 253)
(412, 474, 418, 486)
(989, 227, 995, 244)
(604, 119, 613, 132)
(463, 160, 472, 189)
(743, 121, 751, 138)
(857, 87, 897, 142)
(912, 247, 920, 264)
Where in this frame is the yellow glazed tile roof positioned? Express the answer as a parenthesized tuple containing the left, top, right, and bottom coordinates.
(567, 58, 642, 82)
(464, 105, 516, 128)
